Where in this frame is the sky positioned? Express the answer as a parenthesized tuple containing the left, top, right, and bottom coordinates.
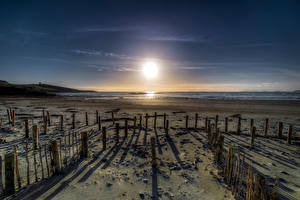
(0, 0, 300, 92)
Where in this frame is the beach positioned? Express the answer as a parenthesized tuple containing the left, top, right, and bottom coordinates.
(0, 97, 299, 200)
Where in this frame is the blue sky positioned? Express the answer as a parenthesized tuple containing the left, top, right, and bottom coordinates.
(0, 0, 300, 91)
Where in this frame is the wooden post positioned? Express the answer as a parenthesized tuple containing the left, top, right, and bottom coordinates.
(0, 119, 2, 128)
(12, 110, 15, 126)
(133, 116, 137, 134)
(72, 113, 75, 129)
(42, 109, 45, 120)
(13, 147, 21, 188)
(85, 112, 88, 126)
(154, 112, 157, 129)
(264, 119, 269, 137)
(32, 125, 38, 150)
(115, 123, 119, 144)
(98, 116, 101, 131)
(287, 125, 292, 144)
(185, 115, 189, 129)
(49, 140, 61, 173)
(102, 127, 106, 150)
(225, 117, 228, 134)
(250, 119, 254, 135)
(125, 120, 128, 137)
(60, 115, 64, 131)
(81, 132, 88, 158)
(237, 117, 241, 135)
(250, 126, 256, 148)
(96, 110, 99, 124)
(0, 156, 3, 194)
(277, 122, 283, 138)
(25, 119, 29, 138)
(205, 117, 208, 132)
(207, 120, 211, 134)
(111, 112, 115, 125)
(5, 152, 16, 195)
(139, 115, 142, 129)
(151, 137, 156, 167)
(43, 117, 48, 135)
(47, 111, 50, 126)
(215, 115, 219, 134)
(165, 120, 169, 135)
(145, 113, 148, 130)
(7, 109, 11, 124)
(195, 113, 198, 129)
(163, 113, 166, 129)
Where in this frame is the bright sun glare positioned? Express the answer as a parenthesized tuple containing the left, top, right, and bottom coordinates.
(143, 62, 158, 79)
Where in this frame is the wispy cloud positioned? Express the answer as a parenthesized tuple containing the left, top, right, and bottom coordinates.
(71, 49, 134, 60)
(76, 25, 144, 33)
(146, 35, 208, 43)
(219, 43, 274, 49)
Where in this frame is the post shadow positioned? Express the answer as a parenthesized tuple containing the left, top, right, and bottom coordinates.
(152, 166, 158, 200)
(166, 132, 186, 169)
(154, 128, 163, 155)
(119, 127, 137, 163)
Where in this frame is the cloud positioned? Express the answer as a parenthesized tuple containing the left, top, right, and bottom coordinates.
(71, 49, 134, 60)
(219, 43, 274, 49)
(15, 30, 48, 37)
(76, 26, 144, 33)
(146, 35, 208, 43)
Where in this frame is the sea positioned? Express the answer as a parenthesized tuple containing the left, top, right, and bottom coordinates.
(57, 92, 300, 101)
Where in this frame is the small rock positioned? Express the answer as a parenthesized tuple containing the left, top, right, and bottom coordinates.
(139, 193, 145, 199)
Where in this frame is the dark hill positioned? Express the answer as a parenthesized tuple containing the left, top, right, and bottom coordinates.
(0, 81, 95, 97)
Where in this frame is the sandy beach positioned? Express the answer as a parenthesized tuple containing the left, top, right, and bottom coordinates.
(0, 97, 299, 200)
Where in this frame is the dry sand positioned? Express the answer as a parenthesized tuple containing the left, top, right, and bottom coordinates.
(0, 97, 299, 200)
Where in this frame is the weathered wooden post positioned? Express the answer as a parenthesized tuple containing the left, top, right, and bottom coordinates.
(151, 137, 157, 167)
(0, 119, 2, 128)
(7, 109, 11, 124)
(154, 112, 157, 129)
(0, 155, 3, 194)
(12, 110, 15, 126)
(145, 113, 148, 130)
(195, 113, 198, 129)
(72, 113, 75, 129)
(60, 115, 64, 131)
(125, 119, 128, 137)
(102, 127, 106, 150)
(85, 112, 88, 126)
(264, 118, 269, 137)
(42, 109, 45, 120)
(47, 111, 51, 126)
(165, 120, 169, 135)
(250, 126, 256, 148)
(111, 112, 115, 125)
(215, 115, 219, 134)
(32, 125, 38, 150)
(25, 119, 29, 138)
(287, 125, 292, 144)
(139, 115, 142, 129)
(163, 113, 166, 129)
(225, 117, 228, 134)
(5, 152, 16, 195)
(277, 122, 283, 138)
(49, 140, 61, 173)
(43, 117, 48, 135)
(207, 120, 211, 134)
(116, 123, 119, 144)
(96, 110, 99, 124)
(13, 147, 21, 188)
(249, 119, 254, 135)
(98, 116, 101, 131)
(81, 132, 88, 158)
(133, 116, 137, 134)
(205, 117, 208, 132)
(185, 115, 189, 129)
(237, 117, 241, 135)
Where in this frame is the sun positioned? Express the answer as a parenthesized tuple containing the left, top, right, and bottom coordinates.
(143, 62, 158, 79)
